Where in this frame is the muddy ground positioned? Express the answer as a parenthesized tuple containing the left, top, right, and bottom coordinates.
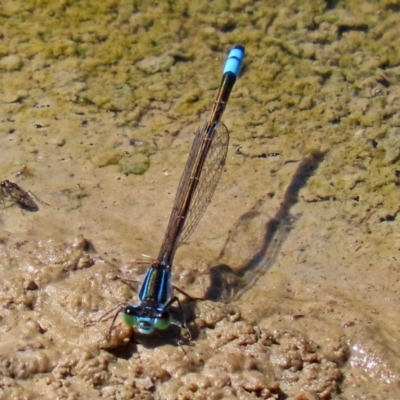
(1, 0, 400, 399)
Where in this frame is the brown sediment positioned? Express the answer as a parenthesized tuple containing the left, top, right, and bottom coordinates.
(1, 0, 400, 398)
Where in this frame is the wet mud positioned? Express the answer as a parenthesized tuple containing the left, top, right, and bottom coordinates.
(1, 0, 400, 399)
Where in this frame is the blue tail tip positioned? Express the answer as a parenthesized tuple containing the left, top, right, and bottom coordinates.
(232, 44, 245, 54)
(223, 44, 245, 77)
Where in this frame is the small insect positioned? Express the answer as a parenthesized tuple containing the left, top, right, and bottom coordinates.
(0, 180, 39, 212)
(343, 321, 355, 329)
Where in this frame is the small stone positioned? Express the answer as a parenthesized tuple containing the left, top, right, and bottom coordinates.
(136, 54, 174, 74)
(91, 149, 121, 167)
(0, 54, 23, 71)
(25, 280, 39, 291)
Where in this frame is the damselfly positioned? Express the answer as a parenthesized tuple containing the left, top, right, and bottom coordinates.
(99, 45, 245, 340)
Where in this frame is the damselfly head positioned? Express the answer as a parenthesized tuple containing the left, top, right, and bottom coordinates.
(123, 305, 171, 334)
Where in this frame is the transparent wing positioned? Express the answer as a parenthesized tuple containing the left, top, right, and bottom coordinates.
(157, 121, 229, 264)
(179, 121, 229, 244)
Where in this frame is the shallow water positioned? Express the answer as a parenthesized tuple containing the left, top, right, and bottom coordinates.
(1, 0, 400, 398)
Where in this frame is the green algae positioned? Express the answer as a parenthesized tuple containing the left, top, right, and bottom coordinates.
(0, 0, 399, 216)
(118, 154, 150, 175)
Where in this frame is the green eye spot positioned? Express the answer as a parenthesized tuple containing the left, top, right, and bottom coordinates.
(123, 311, 137, 327)
(154, 315, 171, 330)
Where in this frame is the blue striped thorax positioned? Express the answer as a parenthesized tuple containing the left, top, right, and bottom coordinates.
(122, 265, 172, 334)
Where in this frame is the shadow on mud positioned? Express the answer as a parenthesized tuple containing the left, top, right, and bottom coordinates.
(205, 150, 326, 303)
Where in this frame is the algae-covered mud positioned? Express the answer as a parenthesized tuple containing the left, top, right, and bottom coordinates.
(1, 0, 400, 398)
